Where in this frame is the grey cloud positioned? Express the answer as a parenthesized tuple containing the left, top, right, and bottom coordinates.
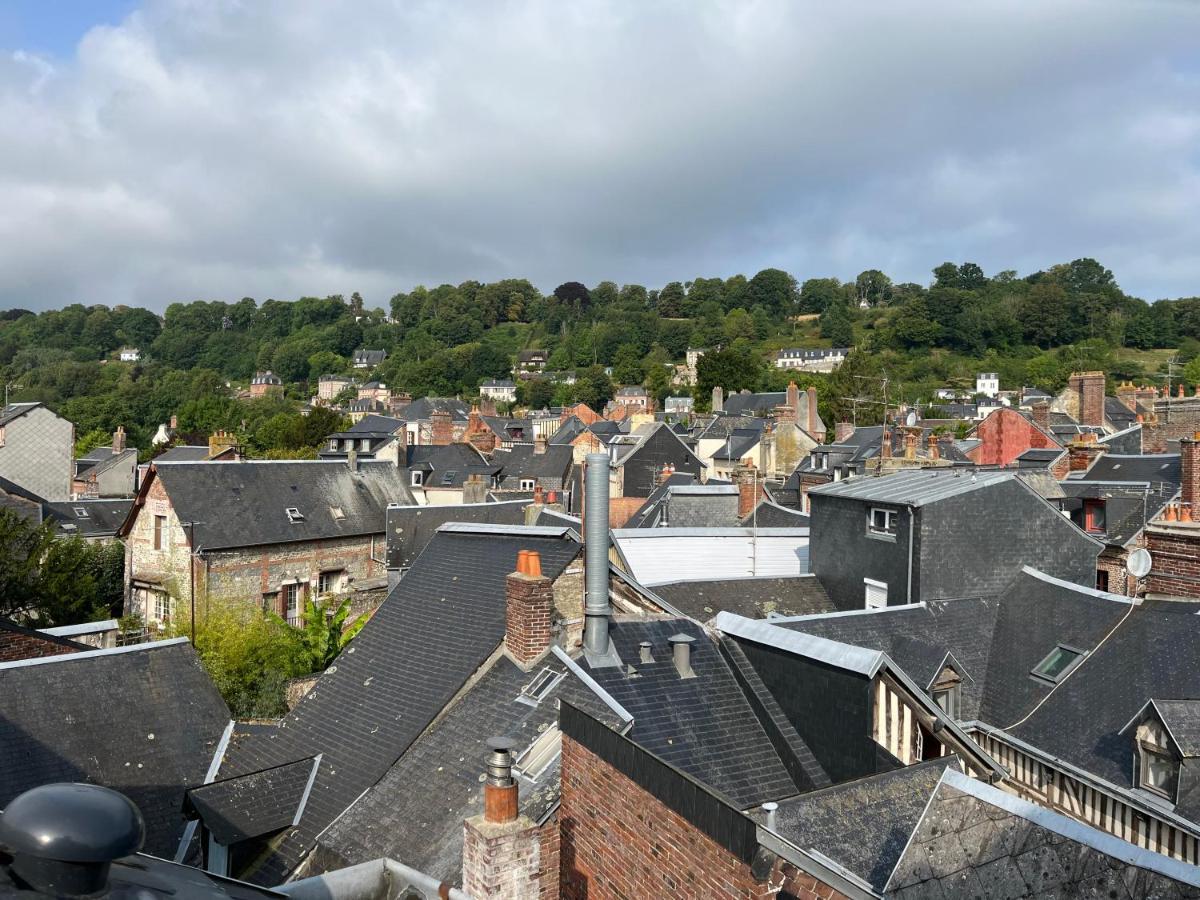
(0, 0, 1198, 311)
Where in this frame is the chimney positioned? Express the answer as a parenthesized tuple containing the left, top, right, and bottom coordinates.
(583, 453, 613, 659)
(465, 404, 496, 454)
(903, 427, 919, 460)
(835, 421, 854, 443)
(533, 483, 544, 505)
(669, 633, 696, 679)
(346, 447, 358, 472)
(1031, 401, 1050, 432)
(430, 409, 452, 446)
(1067, 434, 1106, 472)
(712, 385, 724, 413)
(1072, 371, 1105, 427)
(1180, 384, 1187, 399)
(1182, 432, 1200, 519)
(639, 641, 654, 664)
(479, 396, 497, 417)
(773, 403, 796, 425)
(463, 472, 487, 504)
(0, 783, 145, 897)
(463, 739, 545, 899)
(787, 381, 800, 420)
(1116, 381, 1137, 413)
(534, 434, 547, 455)
(735, 463, 762, 518)
(112, 426, 126, 454)
(806, 385, 818, 437)
(505, 550, 554, 666)
(881, 425, 892, 459)
(658, 463, 676, 485)
(928, 432, 939, 461)
(209, 429, 237, 457)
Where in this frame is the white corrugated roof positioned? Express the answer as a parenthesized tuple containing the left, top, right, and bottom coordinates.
(808, 469, 1011, 506)
(611, 527, 809, 586)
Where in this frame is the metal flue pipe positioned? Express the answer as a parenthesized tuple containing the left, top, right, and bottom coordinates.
(584, 452, 611, 655)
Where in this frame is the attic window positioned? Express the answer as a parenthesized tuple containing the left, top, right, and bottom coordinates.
(73, 507, 89, 518)
(517, 667, 565, 706)
(514, 724, 562, 781)
(1083, 500, 1106, 534)
(411, 471, 423, 487)
(441, 470, 457, 486)
(520, 478, 537, 491)
(286, 507, 305, 523)
(868, 507, 898, 537)
(329, 506, 345, 521)
(1031, 645, 1084, 684)
(1139, 743, 1179, 799)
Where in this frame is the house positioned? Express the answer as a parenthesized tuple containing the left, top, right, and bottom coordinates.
(121, 459, 415, 627)
(249, 371, 283, 398)
(774, 346, 849, 372)
(317, 373, 355, 401)
(967, 404, 1062, 467)
(118, 347, 141, 362)
(607, 421, 706, 500)
(391, 396, 471, 444)
(479, 377, 517, 403)
(976, 371, 999, 397)
(698, 414, 819, 481)
(491, 438, 574, 499)
(713, 384, 827, 441)
(807, 469, 1102, 609)
(186, 523, 584, 885)
(72, 427, 138, 498)
(514, 349, 547, 378)
(612, 385, 652, 412)
(0, 402, 74, 501)
(383, 499, 534, 578)
(0, 474, 50, 526)
(663, 395, 693, 416)
(0, 638, 231, 858)
(356, 380, 391, 405)
(548, 416, 626, 463)
(405, 442, 494, 504)
(352, 348, 387, 369)
(47, 498, 134, 542)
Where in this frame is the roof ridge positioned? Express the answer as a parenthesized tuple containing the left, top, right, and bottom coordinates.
(0, 636, 190, 670)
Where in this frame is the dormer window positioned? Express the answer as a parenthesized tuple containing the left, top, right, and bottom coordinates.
(930, 666, 962, 720)
(329, 439, 338, 451)
(1083, 499, 1106, 534)
(411, 470, 424, 487)
(1139, 741, 1179, 799)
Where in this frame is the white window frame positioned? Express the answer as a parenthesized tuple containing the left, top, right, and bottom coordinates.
(864, 578, 888, 610)
(520, 478, 537, 491)
(317, 570, 343, 595)
(868, 506, 898, 536)
(153, 591, 171, 624)
(283, 583, 304, 626)
(411, 470, 424, 487)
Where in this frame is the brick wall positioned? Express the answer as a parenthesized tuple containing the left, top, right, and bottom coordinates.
(1096, 543, 1140, 596)
(970, 408, 1060, 467)
(1146, 523, 1200, 599)
(1142, 398, 1200, 451)
(505, 560, 553, 666)
(559, 735, 848, 900)
(0, 627, 82, 662)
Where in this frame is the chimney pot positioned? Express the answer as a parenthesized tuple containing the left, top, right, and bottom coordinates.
(761, 801, 779, 831)
(482, 737, 519, 824)
(346, 448, 358, 472)
(669, 632, 696, 679)
(639, 641, 654, 664)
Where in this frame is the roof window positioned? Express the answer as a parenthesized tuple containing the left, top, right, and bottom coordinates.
(517, 667, 565, 706)
(329, 506, 345, 521)
(1031, 645, 1084, 683)
(286, 507, 305, 523)
(514, 724, 562, 781)
(441, 470, 457, 486)
(73, 507, 89, 518)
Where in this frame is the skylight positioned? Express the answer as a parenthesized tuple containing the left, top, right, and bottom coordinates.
(441, 470, 457, 486)
(73, 507, 89, 518)
(1031, 645, 1084, 683)
(286, 507, 305, 523)
(517, 667, 565, 706)
(514, 725, 562, 781)
(329, 506, 345, 521)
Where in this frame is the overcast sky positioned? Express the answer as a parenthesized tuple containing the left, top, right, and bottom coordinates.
(1, 0, 1198, 312)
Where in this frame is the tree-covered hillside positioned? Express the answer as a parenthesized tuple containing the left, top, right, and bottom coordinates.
(3, 259, 1199, 457)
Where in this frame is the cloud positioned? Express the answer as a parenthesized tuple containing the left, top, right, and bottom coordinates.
(0, 0, 1198, 311)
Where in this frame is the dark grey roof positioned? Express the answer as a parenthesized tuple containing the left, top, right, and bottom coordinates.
(0, 402, 41, 428)
(185, 756, 319, 845)
(809, 468, 1013, 506)
(888, 773, 1200, 897)
(492, 443, 574, 480)
(756, 758, 955, 891)
(1154, 701, 1200, 757)
(1106, 396, 1139, 430)
(393, 397, 470, 422)
(47, 499, 133, 538)
(710, 430, 760, 461)
(315, 655, 621, 884)
(149, 460, 415, 551)
(75, 447, 137, 479)
(1080, 453, 1181, 489)
(352, 349, 387, 365)
(0, 475, 48, 524)
(404, 443, 490, 487)
(622, 473, 701, 528)
(0, 640, 231, 858)
(215, 526, 582, 884)
(722, 391, 786, 416)
(650, 575, 834, 622)
(1015, 447, 1063, 464)
(154, 445, 212, 461)
(384, 499, 532, 568)
(348, 414, 404, 434)
(582, 618, 799, 809)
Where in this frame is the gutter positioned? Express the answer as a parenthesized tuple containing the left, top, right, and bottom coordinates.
(906, 506, 915, 605)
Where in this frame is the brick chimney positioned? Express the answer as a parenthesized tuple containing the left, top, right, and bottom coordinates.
(735, 464, 762, 518)
(1067, 433, 1106, 472)
(712, 385, 724, 413)
(534, 434, 547, 455)
(773, 403, 796, 425)
(505, 550, 553, 667)
(881, 425, 892, 459)
(835, 421, 854, 443)
(927, 432, 939, 461)
(805, 386, 818, 438)
(112, 426, 126, 454)
(1069, 371, 1106, 427)
(1031, 401, 1050, 432)
(465, 404, 497, 454)
(479, 396, 497, 417)
(430, 409, 453, 446)
(903, 427, 919, 460)
(463, 738, 546, 899)
(169, 414, 178, 430)
(1182, 432, 1200, 518)
(1116, 381, 1137, 413)
(658, 463, 676, 485)
(786, 381, 800, 420)
(209, 430, 237, 457)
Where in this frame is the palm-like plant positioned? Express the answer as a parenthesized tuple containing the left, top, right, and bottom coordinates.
(270, 596, 368, 672)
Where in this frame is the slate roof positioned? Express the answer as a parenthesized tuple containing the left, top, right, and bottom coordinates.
(352, 349, 387, 366)
(649, 575, 834, 623)
(393, 397, 470, 422)
(491, 443, 574, 480)
(1106, 396, 1139, 431)
(384, 499, 533, 569)
(315, 654, 622, 884)
(1152, 701, 1200, 757)
(740, 499, 810, 528)
(154, 445, 213, 461)
(722, 391, 787, 417)
(0, 639, 231, 858)
(0, 474, 48, 524)
(755, 758, 956, 891)
(47, 499, 134, 538)
(214, 526, 582, 884)
(0, 402, 40, 427)
(710, 429, 761, 461)
(582, 618, 799, 809)
(146, 460, 416, 551)
(185, 756, 320, 845)
(1079, 452, 1181, 489)
(347, 414, 404, 434)
(405, 443, 490, 487)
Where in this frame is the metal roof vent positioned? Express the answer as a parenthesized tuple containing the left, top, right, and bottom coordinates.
(0, 783, 144, 897)
(639, 641, 654, 664)
(669, 633, 696, 679)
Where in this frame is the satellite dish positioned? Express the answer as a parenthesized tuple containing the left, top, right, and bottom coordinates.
(1126, 548, 1152, 579)
(905, 410, 918, 427)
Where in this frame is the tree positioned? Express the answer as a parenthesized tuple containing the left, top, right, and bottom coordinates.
(820, 301, 854, 347)
(957, 262, 988, 290)
(520, 378, 556, 410)
(932, 262, 960, 289)
(612, 344, 645, 385)
(1018, 282, 1071, 348)
(854, 270, 892, 306)
(696, 346, 763, 404)
(799, 278, 842, 314)
(745, 268, 799, 315)
(553, 281, 591, 314)
(893, 297, 941, 348)
(269, 597, 367, 671)
(573, 366, 614, 410)
(656, 282, 687, 318)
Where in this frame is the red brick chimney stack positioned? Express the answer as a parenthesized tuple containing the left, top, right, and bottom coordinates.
(928, 432, 939, 461)
(806, 385, 818, 437)
(1182, 432, 1200, 519)
(505, 550, 553, 667)
(881, 424, 892, 459)
(465, 403, 497, 454)
(835, 421, 854, 443)
(786, 381, 800, 420)
(1031, 401, 1050, 432)
(112, 426, 126, 454)
(1069, 371, 1106, 427)
(735, 464, 762, 518)
(430, 409, 453, 446)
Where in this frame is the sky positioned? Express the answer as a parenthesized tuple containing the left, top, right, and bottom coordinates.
(1, 0, 1198, 313)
